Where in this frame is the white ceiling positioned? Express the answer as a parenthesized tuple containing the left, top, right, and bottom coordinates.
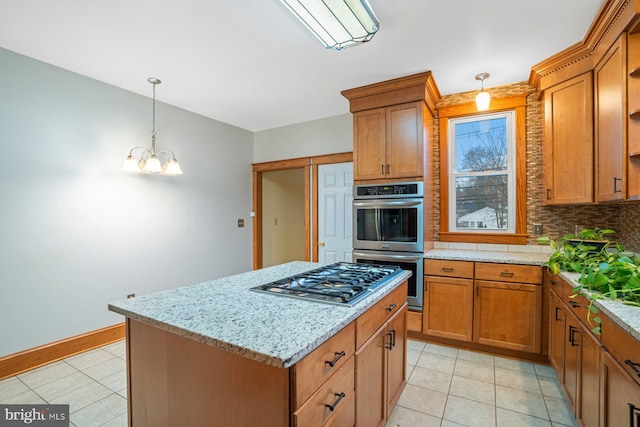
(0, 0, 604, 132)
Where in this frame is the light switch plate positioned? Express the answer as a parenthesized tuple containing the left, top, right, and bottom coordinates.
(237, 219, 244, 228)
(533, 224, 543, 235)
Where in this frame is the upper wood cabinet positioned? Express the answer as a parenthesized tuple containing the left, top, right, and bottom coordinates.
(595, 34, 627, 202)
(342, 72, 439, 182)
(353, 102, 425, 180)
(543, 72, 594, 204)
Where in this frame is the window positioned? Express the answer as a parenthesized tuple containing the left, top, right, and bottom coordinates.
(437, 95, 527, 244)
(449, 112, 516, 233)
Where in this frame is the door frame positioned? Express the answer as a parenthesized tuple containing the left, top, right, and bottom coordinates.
(252, 152, 352, 270)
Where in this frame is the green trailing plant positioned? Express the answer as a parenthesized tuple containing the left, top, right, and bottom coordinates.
(538, 228, 640, 335)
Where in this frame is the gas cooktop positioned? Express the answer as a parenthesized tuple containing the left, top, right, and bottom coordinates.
(250, 262, 404, 307)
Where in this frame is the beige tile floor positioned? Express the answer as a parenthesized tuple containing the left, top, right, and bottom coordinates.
(386, 339, 577, 427)
(0, 339, 577, 427)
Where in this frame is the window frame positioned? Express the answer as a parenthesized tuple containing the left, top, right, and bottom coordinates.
(448, 111, 516, 234)
(438, 95, 528, 245)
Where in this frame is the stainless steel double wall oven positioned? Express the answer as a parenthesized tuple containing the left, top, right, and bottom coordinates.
(352, 182, 424, 309)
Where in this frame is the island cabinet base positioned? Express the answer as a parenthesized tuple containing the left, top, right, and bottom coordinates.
(124, 280, 409, 427)
(127, 319, 290, 427)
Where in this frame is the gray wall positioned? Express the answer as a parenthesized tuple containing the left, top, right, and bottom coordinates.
(253, 114, 352, 163)
(0, 48, 254, 356)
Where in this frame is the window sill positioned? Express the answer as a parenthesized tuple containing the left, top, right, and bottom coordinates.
(439, 232, 528, 245)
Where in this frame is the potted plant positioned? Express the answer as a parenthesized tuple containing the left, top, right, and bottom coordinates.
(563, 227, 616, 253)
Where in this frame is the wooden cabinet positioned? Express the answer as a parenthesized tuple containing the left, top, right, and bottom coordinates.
(353, 102, 425, 180)
(562, 309, 600, 427)
(422, 259, 542, 354)
(423, 260, 474, 342)
(548, 292, 565, 380)
(543, 72, 594, 204)
(601, 351, 640, 427)
(355, 302, 407, 427)
(595, 34, 627, 202)
(627, 30, 640, 200)
(423, 276, 474, 341)
(342, 71, 439, 183)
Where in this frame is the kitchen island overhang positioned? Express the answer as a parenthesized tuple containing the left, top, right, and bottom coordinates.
(108, 261, 411, 368)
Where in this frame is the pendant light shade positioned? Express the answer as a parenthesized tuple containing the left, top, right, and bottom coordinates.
(475, 73, 490, 111)
(280, 0, 379, 50)
(121, 78, 183, 175)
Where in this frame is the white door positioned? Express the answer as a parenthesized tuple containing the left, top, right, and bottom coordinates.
(318, 162, 353, 264)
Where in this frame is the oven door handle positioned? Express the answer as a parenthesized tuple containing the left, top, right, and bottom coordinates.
(353, 251, 424, 262)
(353, 200, 423, 208)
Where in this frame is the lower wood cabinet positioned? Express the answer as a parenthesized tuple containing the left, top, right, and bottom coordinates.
(601, 350, 640, 427)
(356, 303, 407, 427)
(549, 292, 565, 379)
(422, 260, 542, 354)
(474, 280, 542, 353)
(423, 275, 474, 341)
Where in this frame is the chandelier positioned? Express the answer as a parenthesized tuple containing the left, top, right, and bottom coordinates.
(121, 78, 183, 175)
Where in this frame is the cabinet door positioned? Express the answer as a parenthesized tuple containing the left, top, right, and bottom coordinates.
(601, 350, 640, 427)
(355, 324, 386, 427)
(385, 103, 423, 179)
(473, 280, 542, 353)
(595, 35, 627, 202)
(543, 72, 594, 204)
(386, 305, 407, 417)
(564, 310, 580, 411)
(577, 324, 600, 427)
(549, 292, 566, 380)
(423, 276, 474, 341)
(353, 108, 386, 180)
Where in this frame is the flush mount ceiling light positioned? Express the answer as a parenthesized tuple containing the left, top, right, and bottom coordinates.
(279, 0, 379, 50)
(475, 72, 491, 111)
(121, 78, 183, 176)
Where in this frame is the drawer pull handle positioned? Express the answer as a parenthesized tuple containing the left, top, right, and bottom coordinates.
(546, 188, 552, 200)
(386, 303, 397, 312)
(555, 306, 562, 321)
(614, 177, 622, 193)
(385, 332, 393, 350)
(629, 403, 640, 426)
(550, 280, 557, 285)
(500, 271, 514, 277)
(325, 392, 346, 412)
(441, 267, 454, 272)
(325, 351, 346, 368)
(625, 360, 640, 378)
(569, 325, 580, 347)
(569, 301, 579, 308)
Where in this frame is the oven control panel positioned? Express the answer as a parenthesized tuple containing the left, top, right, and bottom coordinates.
(354, 181, 423, 198)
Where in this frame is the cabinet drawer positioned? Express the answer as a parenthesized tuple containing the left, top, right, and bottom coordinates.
(544, 270, 563, 297)
(292, 356, 355, 427)
(424, 259, 474, 278)
(475, 263, 542, 284)
(292, 322, 355, 408)
(356, 282, 407, 350)
(601, 313, 640, 388)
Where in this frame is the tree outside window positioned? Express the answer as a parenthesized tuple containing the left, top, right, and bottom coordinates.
(449, 112, 516, 233)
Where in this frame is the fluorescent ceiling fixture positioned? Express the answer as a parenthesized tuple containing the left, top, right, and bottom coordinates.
(280, 0, 379, 50)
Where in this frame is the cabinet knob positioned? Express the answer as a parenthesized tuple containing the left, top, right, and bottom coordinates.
(318, 241, 325, 247)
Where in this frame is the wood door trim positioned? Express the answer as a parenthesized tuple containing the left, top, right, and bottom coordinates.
(253, 153, 353, 268)
(0, 323, 125, 380)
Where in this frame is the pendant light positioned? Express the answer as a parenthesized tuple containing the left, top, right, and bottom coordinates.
(279, 0, 379, 50)
(475, 72, 491, 111)
(121, 78, 183, 175)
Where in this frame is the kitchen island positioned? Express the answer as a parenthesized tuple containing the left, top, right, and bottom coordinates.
(108, 261, 411, 426)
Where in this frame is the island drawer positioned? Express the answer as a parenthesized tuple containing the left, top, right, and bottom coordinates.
(292, 356, 355, 427)
(475, 263, 542, 284)
(561, 279, 593, 333)
(424, 259, 474, 278)
(291, 322, 355, 407)
(356, 281, 407, 350)
(601, 313, 640, 387)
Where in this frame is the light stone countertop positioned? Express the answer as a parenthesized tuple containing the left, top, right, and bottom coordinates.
(424, 248, 550, 265)
(108, 261, 411, 368)
(560, 272, 640, 342)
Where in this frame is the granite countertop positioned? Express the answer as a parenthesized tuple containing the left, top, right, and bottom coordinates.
(424, 249, 549, 265)
(560, 272, 640, 342)
(108, 261, 411, 369)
